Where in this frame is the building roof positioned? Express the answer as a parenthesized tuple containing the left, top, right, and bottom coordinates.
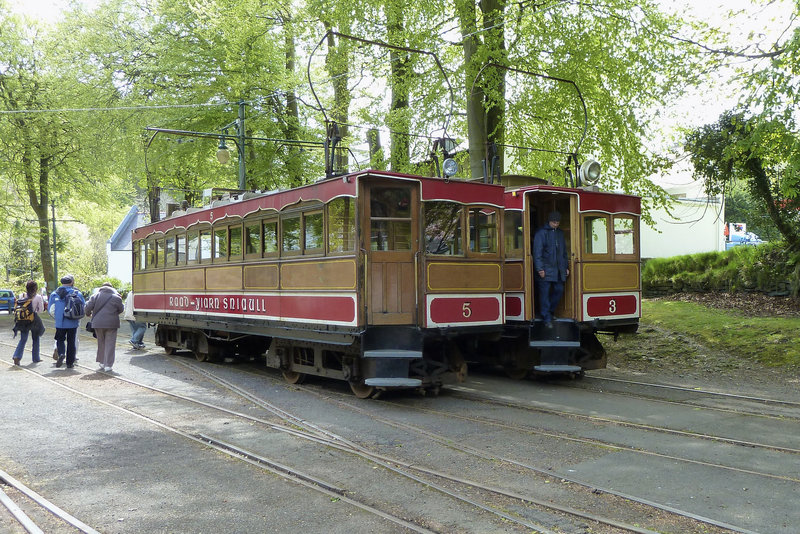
(108, 206, 145, 251)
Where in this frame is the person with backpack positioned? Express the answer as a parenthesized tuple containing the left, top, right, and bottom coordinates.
(48, 274, 86, 369)
(85, 282, 124, 372)
(11, 280, 46, 366)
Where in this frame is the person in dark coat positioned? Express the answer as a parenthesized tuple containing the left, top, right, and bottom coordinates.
(533, 211, 570, 324)
(85, 282, 124, 372)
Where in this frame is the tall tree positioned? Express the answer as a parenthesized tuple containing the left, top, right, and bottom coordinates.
(686, 111, 800, 251)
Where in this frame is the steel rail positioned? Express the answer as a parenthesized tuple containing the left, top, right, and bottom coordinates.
(582, 375, 800, 409)
(1, 361, 435, 534)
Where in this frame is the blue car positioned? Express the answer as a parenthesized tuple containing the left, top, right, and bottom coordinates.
(0, 289, 15, 314)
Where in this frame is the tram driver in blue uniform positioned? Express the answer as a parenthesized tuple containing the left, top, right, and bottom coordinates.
(533, 211, 569, 326)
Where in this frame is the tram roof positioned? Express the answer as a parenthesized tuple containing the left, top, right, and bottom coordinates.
(132, 169, 506, 239)
(504, 184, 641, 215)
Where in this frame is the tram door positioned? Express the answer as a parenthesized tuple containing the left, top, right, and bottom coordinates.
(365, 183, 419, 325)
(527, 194, 575, 320)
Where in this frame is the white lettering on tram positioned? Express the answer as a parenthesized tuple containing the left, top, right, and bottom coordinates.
(168, 295, 268, 313)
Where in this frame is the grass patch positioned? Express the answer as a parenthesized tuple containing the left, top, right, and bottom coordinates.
(638, 300, 800, 367)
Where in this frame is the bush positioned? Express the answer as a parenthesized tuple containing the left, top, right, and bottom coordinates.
(643, 242, 799, 297)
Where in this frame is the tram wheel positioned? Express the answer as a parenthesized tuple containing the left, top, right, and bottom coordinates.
(194, 351, 209, 362)
(282, 370, 306, 384)
(164, 346, 176, 356)
(504, 367, 529, 380)
(349, 381, 376, 399)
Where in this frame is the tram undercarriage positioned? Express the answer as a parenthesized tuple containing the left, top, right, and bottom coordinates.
(459, 320, 609, 379)
(154, 323, 466, 398)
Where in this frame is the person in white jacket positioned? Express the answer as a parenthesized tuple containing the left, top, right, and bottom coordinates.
(123, 290, 147, 350)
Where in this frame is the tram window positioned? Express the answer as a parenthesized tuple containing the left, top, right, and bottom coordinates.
(370, 187, 412, 251)
(187, 231, 199, 264)
(199, 230, 212, 262)
(583, 215, 609, 255)
(156, 238, 165, 267)
(165, 236, 176, 266)
(468, 208, 497, 254)
(263, 220, 278, 256)
(282, 215, 301, 253)
(328, 197, 355, 253)
(229, 225, 242, 259)
(424, 201, 463, 255)
(614, 216, 635, 255)
(245, 223, 261, 256)
(304, 211, 324, 254)
(213, 228, 228, 260)
(138, 242, 146, 271)
(146, 241, 156, 269)
(504, 211, 523, 258)
(176, 234, 186, 265)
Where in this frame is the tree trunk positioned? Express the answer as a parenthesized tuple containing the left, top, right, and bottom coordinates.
(387, 3, 410, 172)
(746, 157, 800, 251)
(456, 0, 487, 180)
(284, 29, 303, 187)
(481, 0, 507, 178)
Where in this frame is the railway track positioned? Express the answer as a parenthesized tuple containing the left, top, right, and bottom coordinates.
(3, 328, 792, 533)
(0, 468, 98, 534)
(554, 374, 800, 420)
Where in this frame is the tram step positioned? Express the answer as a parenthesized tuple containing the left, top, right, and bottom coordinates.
(534, 364, 583, 373)
(529, 319, 580, 348)
(365, 377, 423, 387)
(363, 349, 423, 359)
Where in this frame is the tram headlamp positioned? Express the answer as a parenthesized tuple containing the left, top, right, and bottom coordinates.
(579, 159, 601, 185)
(443, 158, 458, 178)
(217, 137, 231, 165)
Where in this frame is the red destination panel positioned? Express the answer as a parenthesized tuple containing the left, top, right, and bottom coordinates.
(586, 295, 638, 317)
(429, 296, 500, 324)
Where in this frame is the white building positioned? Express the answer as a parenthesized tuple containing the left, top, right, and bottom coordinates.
(640, 164, 726, 259)
(106, 206, 146, 284)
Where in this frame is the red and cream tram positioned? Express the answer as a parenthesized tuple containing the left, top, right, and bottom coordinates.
(463, 177, 641, 377)
(131, 170, 507, 397)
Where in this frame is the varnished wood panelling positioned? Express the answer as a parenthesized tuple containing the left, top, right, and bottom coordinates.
(165, 269, 204, 291)
(369, 261, 414, 324)
(582, 262, 640, 291)
(244, 264, 279, 290)
(504, 262, 524, 291)
(427, 262, 501, 291)
(281, 259, 357, 290)
(206, 266, 243, 290)
(133, 272, 164, 292)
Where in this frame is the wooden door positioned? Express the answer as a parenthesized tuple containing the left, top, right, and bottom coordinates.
(365, 183, 418, 325)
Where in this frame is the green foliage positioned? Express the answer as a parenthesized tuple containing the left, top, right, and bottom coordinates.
(643, 242, 799, 296)
(725, 181, 782, 241)
(641, 300, 800, 367)
(685, 113, 800, 252)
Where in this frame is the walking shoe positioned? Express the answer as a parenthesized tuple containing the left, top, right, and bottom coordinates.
(97, 363, 105, 371)
(66, 364, 74, 369)
(56, 355, 65, 368)
(32, 359, 41, 363)
(13, 358, 20, 366)
(128, 340, 137, 348)
(137, 343, 145, 350)
(103, 366, 113, 372)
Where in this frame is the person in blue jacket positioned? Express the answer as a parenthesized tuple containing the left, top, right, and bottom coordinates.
(533, 211, 570, 325)
(48, 274, 86, 368)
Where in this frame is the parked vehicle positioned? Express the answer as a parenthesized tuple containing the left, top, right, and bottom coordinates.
(0, 289, 15, 314)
